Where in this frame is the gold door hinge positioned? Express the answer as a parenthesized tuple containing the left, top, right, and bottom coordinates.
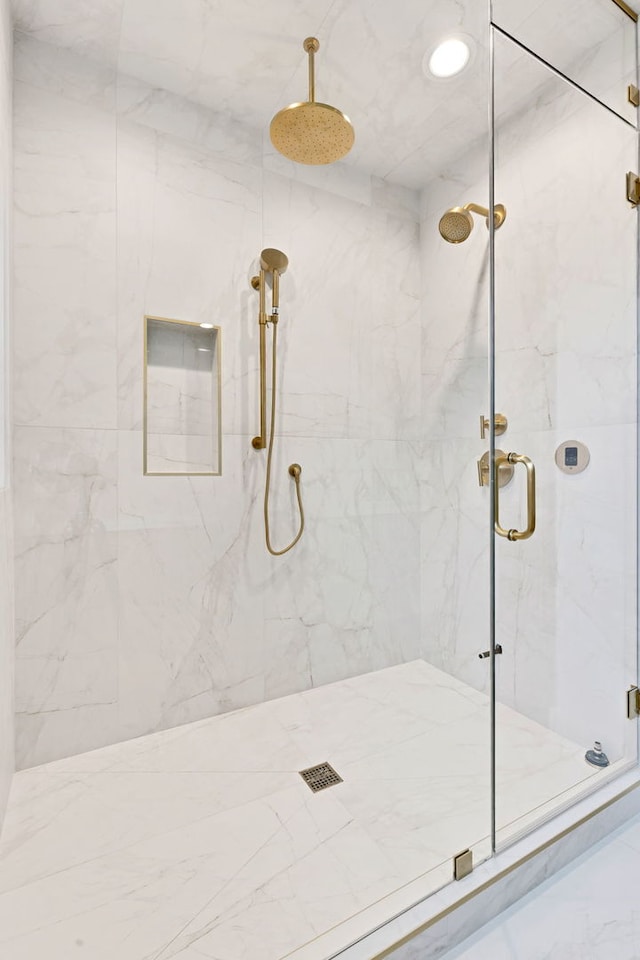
(627, 172, 640, 206)
(453, 849, 473, 881)
(627, 685, 640, 719)
(628, 84, 640, 106)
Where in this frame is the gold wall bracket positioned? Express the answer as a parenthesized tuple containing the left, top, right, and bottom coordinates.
(627, 171, 640, 206)
(480, 413, 508, 439)
(453, 849, 473, 881)
(628, 84, 640, 107)
(628, 685, 640, 719)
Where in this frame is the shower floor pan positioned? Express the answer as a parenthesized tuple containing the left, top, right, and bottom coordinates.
(0, 660, 612, 960)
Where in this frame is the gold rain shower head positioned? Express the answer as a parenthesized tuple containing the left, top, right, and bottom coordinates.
(270, 37, 355, 165)
(439, 202, 507, 243)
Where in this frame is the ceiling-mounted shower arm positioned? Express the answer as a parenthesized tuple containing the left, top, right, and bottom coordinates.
(304, 36, 320, 102)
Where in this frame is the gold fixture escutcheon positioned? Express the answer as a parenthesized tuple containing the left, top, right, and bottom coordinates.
(628, 84, 640, 106)
(477, 450, 514, 489)
(628, 685, 640, 719)
(480, 413, 508, 439)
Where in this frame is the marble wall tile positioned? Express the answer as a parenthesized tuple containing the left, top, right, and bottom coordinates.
(13, 69, 117, 429)
(0, 491, 14, 833)
(262, 437, 421, 700)
(419, 437, 491, 695)
(117, 430, 267, 741)
(12, 0, 123, 66)
(13, 426, 118, 768)
(14, 34, 116, 110)
(117, 74, 262, 168)
(0, 0, 12, 832)
(116, 115, 262, 435)
(261, 170, 422, 443)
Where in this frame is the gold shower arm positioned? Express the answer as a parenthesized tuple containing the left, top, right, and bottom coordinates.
(463, 203, 507, 229)
(303, 37, 319, 102)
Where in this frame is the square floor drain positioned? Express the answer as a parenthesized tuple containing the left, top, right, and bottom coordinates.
(299, 762, 343, 793)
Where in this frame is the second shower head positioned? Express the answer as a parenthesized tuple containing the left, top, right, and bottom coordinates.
(439, 202, 506, 243)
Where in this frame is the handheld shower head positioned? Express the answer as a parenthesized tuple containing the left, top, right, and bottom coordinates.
(260, 248, 289, 274)
(439, 202, 507, 243)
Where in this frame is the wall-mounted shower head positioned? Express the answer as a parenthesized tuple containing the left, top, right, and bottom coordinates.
(439, 202, 506, 243)
(270, 37, 355, 165)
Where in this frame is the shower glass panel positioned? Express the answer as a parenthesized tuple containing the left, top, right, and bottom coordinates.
(492, 0, 637, 123)
(491, 24, 638, 849)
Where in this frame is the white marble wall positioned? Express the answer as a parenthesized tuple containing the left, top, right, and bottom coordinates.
(0, 0, 12, 830)
(419, 34, 638, 767)
(13, 37, 422, 766)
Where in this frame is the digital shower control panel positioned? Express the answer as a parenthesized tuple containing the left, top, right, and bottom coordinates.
(555, 440, 590, 474)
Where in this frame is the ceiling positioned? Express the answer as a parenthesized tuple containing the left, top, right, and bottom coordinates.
(10, 0, 635, 190)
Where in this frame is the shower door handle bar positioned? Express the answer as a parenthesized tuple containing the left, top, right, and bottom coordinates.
(494, 452, 536, 541)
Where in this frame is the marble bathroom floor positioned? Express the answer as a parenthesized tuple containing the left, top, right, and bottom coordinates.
(0, 660, 610, 960)
(438, 809, 640, 960)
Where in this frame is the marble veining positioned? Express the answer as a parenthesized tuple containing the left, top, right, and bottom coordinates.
(0, 661, 610, 960)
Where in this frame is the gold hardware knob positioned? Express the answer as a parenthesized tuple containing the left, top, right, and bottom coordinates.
(480, 413, 508, 439)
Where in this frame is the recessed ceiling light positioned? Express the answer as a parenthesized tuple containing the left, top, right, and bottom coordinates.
(200, 322, 214, 329)
(426, 37, 471, 79)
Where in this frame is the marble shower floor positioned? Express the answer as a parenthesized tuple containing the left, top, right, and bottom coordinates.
(0, 660, 608, 960)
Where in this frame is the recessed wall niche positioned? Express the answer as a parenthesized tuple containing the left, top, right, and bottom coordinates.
(144, 316, 221, 476)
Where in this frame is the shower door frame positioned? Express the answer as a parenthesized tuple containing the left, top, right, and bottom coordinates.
(486, 7, 640, 857)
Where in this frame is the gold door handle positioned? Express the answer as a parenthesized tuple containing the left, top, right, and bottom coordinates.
(494, 452, 536, 541)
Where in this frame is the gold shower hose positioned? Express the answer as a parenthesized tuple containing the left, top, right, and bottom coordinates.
(264, 320, 305, 555)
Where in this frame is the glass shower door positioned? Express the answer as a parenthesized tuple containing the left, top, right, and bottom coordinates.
(491, 20, 638, 847)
